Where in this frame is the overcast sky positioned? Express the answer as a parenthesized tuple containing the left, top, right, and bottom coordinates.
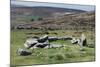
(11, 1, 95, 11)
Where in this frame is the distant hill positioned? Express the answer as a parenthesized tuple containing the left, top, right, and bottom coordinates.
(11, 5, 86, 18)
(11, 5, 95, 30)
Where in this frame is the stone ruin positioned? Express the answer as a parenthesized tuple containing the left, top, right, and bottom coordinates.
(24, 35, 73, 49)
(17, 34, 87, 56)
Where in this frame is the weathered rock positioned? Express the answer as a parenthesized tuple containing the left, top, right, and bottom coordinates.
(17, 48, 32, 56)
(38, 35, 48, 43)
(24, 35, 75, 49)
(58, 36, 73, 40)
(71, 38, 79, 44)
(24, 35, 49, 49)
(48, 36, 72, 41)
(33, 43, 50, 48)
(81, 34, 87, 46)
(48, 36, 59, 41)
(79, 34, 87, 48)
(24, 38, 38, 49)
(71, 34, 87, 49)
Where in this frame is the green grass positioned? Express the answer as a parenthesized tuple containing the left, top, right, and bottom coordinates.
(11, 29, 95, 66)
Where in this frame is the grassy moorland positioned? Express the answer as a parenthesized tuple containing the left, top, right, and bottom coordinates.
(11, 29, 95, 66)
(11, 6, 95, 66)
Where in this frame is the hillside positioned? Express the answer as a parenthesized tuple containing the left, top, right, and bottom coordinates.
(11, 5, 95, 31)
(37, 11, 95, 30)
(11, 11, 95, 31)
(11, 5, 85, 17)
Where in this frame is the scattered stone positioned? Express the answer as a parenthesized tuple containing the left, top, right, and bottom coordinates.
(24, 38, 38, 49)
(23, 34, 86, 49)
(38, 35, 48, 43)
(71, 33, 87, 50)
(17, 48, 32, 56)
(71, 38, 78, 44)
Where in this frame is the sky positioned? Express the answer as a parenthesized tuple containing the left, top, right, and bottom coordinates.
(11, 0, 95, 11)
